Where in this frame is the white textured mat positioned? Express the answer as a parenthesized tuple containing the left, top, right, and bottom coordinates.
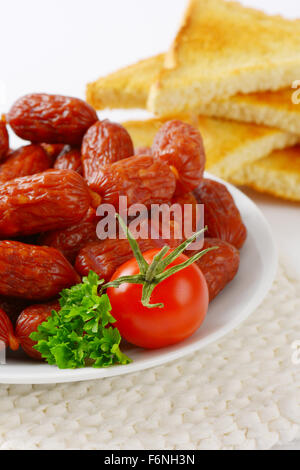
(0, 265, 299, 450)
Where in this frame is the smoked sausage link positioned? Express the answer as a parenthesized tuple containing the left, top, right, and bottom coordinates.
(0, 169, 90, 238)
(0, 241, 80, 300)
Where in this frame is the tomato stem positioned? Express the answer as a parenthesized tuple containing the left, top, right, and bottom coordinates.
(145, 246, 169, 282)
(117, 214, 149, 275)
(142, 283, 164, 309)
(102, 214, 218, 308)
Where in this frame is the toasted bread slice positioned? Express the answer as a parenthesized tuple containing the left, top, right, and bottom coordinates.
(148, 0, 300, 115)
(231, 146, 300, 201)
(86, 54, 163, 110)
(123, 116, 299, 179)
(86, 53, 300, 135)
(198, 88, 300, 136)
(196, 117, 299, 178)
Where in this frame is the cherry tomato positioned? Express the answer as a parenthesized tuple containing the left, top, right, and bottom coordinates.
(107, 249, 209, 349)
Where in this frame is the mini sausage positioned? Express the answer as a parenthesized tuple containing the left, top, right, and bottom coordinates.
(187, 238, 240, 301)
(54, 147, 83, 174)
(89, 155, 176, 210)
(0, 120, 9, 162)
(153, 120, 206, 195)
(75, 238, 160, 282)
(0, 169, 90, 238)
(39, 207, 98, 262)
(194, 179, 247, 249)
(7, 93, 98, 145)
(82, 120, 134, 183)
(16, 302, 60, 359)
(0, 145, 51, 183)
(0, 241, 80, 300)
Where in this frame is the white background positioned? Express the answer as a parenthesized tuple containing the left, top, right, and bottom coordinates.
(0, 0, 300, 279)
(0, 0, 299, 450)
(0, 0, 299, 103)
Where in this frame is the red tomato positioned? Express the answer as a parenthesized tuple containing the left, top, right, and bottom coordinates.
(107, 249, 209, 349)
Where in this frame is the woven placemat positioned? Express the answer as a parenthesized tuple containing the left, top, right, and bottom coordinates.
(0, 264, 299, 450)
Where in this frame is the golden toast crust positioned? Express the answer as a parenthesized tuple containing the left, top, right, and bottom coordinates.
(231, 146, 300, 201)
(148, 0, 300, 114)
(86, 52, 300, 135)
(199, 88, 300, 135)
(86, 55, 163, 110)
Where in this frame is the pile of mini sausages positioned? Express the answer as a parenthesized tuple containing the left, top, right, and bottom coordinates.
(0, 93, 246, 359)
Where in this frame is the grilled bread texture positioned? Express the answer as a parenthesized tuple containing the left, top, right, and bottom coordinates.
(86, 54, 163, 110)
(230, 146, 300, 202)
(86, 54, 300, 136)
(148, 0, 300, 115)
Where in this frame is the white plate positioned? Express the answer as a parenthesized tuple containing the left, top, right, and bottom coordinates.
(0, 174, 278, 384)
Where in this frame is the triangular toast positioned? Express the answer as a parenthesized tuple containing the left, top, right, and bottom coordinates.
(148, 0, 300, 115)
(86, 55, 163, 110)
(230, 146, 300, 201)
(86, 55, 300, 135)
(198, 88, 300, 135)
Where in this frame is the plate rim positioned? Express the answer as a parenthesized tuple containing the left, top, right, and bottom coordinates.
(0, 173, 278, 384)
